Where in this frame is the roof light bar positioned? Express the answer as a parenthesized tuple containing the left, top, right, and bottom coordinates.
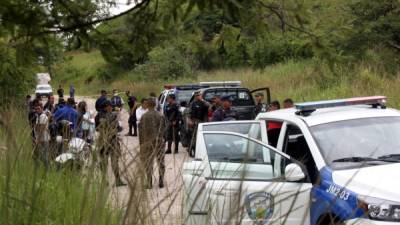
(295, 96, 387, 115)
(163, 84, 176, 90)
(199, 81, 241, 87)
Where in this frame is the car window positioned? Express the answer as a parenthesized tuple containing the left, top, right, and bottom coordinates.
(204, 89, 254, 106)
(203, 133, 285, 181)
(176, 89, 194, 104)
(265, 121, 283, 148)
(202, 123, 262, 140)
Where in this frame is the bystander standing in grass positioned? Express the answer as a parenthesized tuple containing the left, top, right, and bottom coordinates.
(34, 103, 50, 167)
(139, 98, 166, 189)
(96, 100, 126, 187)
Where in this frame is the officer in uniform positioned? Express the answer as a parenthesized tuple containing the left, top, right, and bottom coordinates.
(138, 98, 166, 189)
(254, 92, 267, 115)
(95, 100, 126, 187)
(212, 95, 239, 121)
(188, 91, 209, 157)
(164, 94, 180, 154)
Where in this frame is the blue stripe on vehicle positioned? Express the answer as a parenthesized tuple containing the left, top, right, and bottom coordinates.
(310, 167, 366, 225)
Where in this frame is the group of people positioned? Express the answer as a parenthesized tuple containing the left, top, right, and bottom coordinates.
(26, 84, 296, 189)
(26, 87, 92, 168)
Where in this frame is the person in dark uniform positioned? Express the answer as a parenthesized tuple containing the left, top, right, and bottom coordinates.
(212, 95, 239, 121)
(188, 91, 209, 157)
(111, 89, 124, 111)
(138, 98, 166, 189)
(164, 94, 180, 154)
(126, 91, 137, 136)
(57, 85, 64, 98)
(254, 92, 267, 115)
(95, 100, 126, 187)
(95, 90, 108, 112)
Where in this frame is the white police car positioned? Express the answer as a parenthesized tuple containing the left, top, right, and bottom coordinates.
(182, 96, 400, 225)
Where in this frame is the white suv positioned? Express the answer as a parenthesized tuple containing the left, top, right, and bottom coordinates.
(35, 84, 53, 98)
(183, 96, 400, 225)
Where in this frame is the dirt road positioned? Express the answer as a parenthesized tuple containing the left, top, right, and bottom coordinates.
(81, 96, 189, 224)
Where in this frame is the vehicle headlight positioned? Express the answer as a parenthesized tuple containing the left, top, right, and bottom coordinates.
(358, 196, 400, 221)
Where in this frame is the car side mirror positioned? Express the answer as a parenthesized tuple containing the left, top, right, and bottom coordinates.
(284, 163, 306, 181)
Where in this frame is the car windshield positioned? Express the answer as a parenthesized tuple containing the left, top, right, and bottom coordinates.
(176, 90, 194, 104)
(310, 117, 400, 169)
(203, 89, 254, 106)
(37, 86, 51, 90)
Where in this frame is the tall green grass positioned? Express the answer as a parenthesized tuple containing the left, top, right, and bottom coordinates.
(0, 108, 120, 225)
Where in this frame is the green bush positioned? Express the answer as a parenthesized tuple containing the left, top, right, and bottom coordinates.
(249, 37, 313, 69)
(132, 46, 195, 80)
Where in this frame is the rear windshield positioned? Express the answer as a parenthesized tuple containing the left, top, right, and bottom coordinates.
(176, 89, 195, 104)
(204, 89, 254, 106)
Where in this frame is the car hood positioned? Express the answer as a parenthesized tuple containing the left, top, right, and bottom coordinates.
(332, 163, 400, 202)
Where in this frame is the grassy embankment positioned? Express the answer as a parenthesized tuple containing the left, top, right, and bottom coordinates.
(53, 50, 400, 107)
(0, 108, 121, 225)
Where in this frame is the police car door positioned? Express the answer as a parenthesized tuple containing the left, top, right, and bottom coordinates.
(182, 121, 267, 225)
(202, 131, 311, 225)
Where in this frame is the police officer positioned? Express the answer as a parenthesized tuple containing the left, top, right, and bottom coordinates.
(138, 98, 166, 189)
(212, 95, 239, 121)
(95, 90, 108, 112)
(96, 100, 126, 187)
(164, 94, 180, 154)
(111, 89, 124, 111)
(188, 91, 209, 157)
(254, 92, 267, 115)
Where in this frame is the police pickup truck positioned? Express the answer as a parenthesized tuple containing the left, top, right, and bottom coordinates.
(183, 96, 400, 225)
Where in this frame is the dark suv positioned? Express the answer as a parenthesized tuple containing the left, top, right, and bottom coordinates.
(187, 86, 271, 120)
(180, 86, 270, 150)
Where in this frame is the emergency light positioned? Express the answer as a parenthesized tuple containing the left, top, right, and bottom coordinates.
(199, 81, 241, 87)
(163, 84, 175, 89)
(295, 96, 387, 116)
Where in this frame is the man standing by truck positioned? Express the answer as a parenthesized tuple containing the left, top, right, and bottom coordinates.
(211, 95, 239, 121)
(164, 94, 180, 154)
(188, 91, 209, 157)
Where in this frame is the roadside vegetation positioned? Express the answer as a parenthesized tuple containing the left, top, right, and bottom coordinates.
(53, 52, 400, 108)
(0, 108, 121, 225)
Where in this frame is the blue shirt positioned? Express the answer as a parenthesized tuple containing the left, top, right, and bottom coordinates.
(54, 105, 78, 130)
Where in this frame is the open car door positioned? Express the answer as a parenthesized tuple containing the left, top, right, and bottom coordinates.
(183, 130, 312, 225)
(251, 87, 271, 106)
(182, 121, 267, 224)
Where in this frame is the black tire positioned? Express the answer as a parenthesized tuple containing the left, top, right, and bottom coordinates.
(318, 214, 344, 225)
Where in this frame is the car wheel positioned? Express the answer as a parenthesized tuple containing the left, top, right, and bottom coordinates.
(318, 214, 344, 225)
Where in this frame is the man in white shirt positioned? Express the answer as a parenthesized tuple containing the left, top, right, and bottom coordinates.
(34, 104, 50, 167)
(136, 98, 149, 126)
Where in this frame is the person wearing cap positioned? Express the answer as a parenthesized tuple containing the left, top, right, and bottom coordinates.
(95, 90, 108, 112)
(95, 100, 126, 187)
(211, 95, 239, 121)
(111, 89, 124, 111)
(188, 91, 209, 157)
(126, 91, 138, 136)
(209, 95, 222, 120)
(254, 92, 267, 115)
(138, 98, 166, 189)
(53, 97, 78, 132)
(164, 94, 181, 154)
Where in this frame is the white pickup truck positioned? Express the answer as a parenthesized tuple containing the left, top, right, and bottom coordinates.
(182, 96, 400, 225)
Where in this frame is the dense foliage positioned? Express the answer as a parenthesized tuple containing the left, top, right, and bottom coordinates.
(1, 0, 400, 98)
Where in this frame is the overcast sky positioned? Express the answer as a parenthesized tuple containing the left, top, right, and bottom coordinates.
(109, 0, 137, 15)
